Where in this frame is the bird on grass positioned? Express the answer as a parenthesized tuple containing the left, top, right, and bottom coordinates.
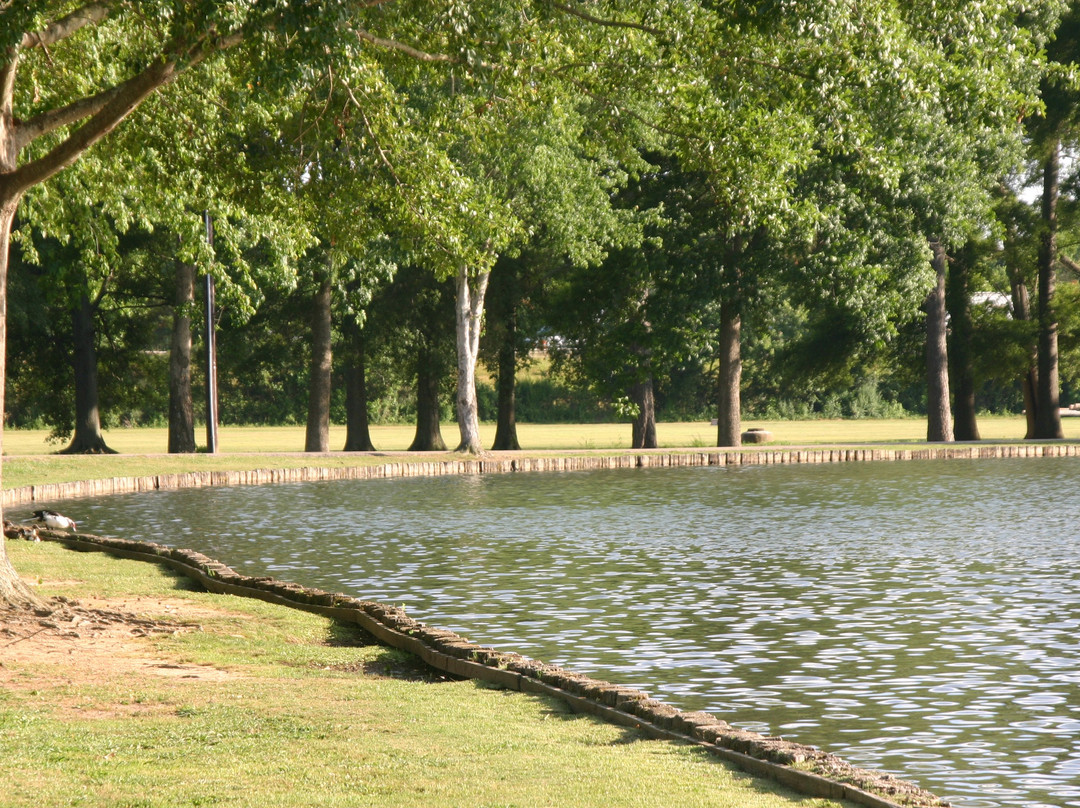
(28, 509, 78, 531)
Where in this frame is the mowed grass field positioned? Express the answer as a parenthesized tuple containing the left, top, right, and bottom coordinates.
(4, 414, 1072, 456)
(0, 415, 1075, 490)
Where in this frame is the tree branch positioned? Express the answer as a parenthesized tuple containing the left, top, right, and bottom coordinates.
(548, 2, 664, 36)
(354, 28, 455, 63)
(14, 85, 123, 151)
(1059, 252, 1080, 276)
(20, 2, 113, 49)
(11, 28, 245, 196)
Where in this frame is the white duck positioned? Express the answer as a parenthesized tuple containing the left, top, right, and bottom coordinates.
(29, 509, 78, 531)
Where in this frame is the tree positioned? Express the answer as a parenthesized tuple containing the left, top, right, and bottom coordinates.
(946, 241, 982, 441)
(374, 265, 456, 452)
(305, 260, 334, 453)
(0, 1, 528, 605)
(168, 260, 197, 453)
(1026, 8, 1080, 439)
(925, 242, 954, 442)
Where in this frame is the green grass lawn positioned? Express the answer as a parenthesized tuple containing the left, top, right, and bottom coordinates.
(0, 416, 1072, 490)
(4, 414, 1070, 455)
(2, 540, 855, 808)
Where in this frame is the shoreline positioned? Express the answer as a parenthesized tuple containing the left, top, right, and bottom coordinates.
(22, 525, 947, 808)
(5, 441, 1078, 509)
(13, 445, 1074, 806)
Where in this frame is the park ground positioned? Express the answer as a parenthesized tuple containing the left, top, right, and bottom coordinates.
(3, 414, 1077, 490)
(2, 417, 1061, 807)
(1, 540, 856, 808)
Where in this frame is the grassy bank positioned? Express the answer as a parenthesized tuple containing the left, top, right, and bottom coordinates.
(5, 415, 1069, 456)
(2, 540, 852, 808)
(3, 415, 1075, 490)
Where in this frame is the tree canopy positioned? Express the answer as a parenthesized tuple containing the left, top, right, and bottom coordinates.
(1, 1, 1079, 603)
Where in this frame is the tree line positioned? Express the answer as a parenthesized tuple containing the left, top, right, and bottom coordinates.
(6, 0, 1080, 606)
(5, 3, 1080, 464)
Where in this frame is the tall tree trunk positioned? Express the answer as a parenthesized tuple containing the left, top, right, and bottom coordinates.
(0, 198, 43, 608)
(491, 304, 521, 451)
(925, 240, 954, 443)
(1035, 141, 1064, 440)
(1009, 275, 1038, 439)
(168, 261, 197, 453)
(342, 317, 375, 452)
(946, 244, 979, 441)
(631, 377, 658, 449)
(716, 303, 742, 447)
(61, 290, 115, 454)
(305, 277, 333, 452)
(454, 265, 490, 454)
(408, 345, 448, 452)
(0, 26, 235, 607)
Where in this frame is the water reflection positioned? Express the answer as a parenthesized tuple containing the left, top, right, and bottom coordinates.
(60, 458, 1080, 808)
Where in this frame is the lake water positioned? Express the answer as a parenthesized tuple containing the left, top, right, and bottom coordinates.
(52, 457, 1080, 808)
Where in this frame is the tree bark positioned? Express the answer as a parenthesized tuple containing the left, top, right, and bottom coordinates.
(491, 304, 521, 451)
(630, 377, 658, 449)
(1035, 140, 1064, 439)
(925, 240, 954, 443)
(168, 261, 197, 453)
(304, 276, 333, 453)
(1009, 276, 1038, 439)
(408, 346, 448, 452)
(60, 289, 115, 454)
(716, 303, 742, 447)
(0, 199, 43, 609)
(454, 265, 490, 454)
(342, 317, 375, 452)
(946, 245, 979, 441)
(0, 12, 246, 607)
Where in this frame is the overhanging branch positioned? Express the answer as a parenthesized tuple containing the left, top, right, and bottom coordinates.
(354, 28, 455, 63)
(548, 2, 664, 36)
(20, 2, 113, 49)
(11, 27, 245, 196)
(14, 86, 123, 151)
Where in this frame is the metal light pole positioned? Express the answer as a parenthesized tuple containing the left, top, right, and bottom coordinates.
(204, 211, 219, 454)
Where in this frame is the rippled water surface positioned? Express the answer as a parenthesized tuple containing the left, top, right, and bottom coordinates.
(57, 458, 1080, 807)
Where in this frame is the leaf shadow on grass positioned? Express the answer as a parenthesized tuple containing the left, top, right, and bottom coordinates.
(323, 619, 462, 682)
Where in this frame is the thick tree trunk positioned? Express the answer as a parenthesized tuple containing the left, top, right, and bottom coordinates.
(61, 291, 116, 454)
(630, 377, 658, 449)
(0, 27, 242, 607)
(925, 241, 954, 443)
(716, 304, 742, 447)
(304, 277, 333, 452)
(491, 305, 521, 451)
(454, 265, 490, 454)
(0, 199, 43, 609)
(408, 347, 448, 452)
(1009, 277, 1038, 439)
(1035, 141, 1064, 440)
(342, 318, 375, 452)
(946, 245, 979, 441)
(168, 261, 197, 453)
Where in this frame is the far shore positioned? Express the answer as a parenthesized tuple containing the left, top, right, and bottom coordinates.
(5, 414, 1077, 457)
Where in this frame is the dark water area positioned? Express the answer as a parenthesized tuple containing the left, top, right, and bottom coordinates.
(48, 457, 1080, 807)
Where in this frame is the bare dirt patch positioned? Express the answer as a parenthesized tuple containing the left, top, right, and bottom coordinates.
(0, 594, 237, 690)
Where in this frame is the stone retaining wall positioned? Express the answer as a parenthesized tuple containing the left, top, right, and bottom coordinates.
(30, 528, 947, 808)
(5, 442, 1077, 508)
